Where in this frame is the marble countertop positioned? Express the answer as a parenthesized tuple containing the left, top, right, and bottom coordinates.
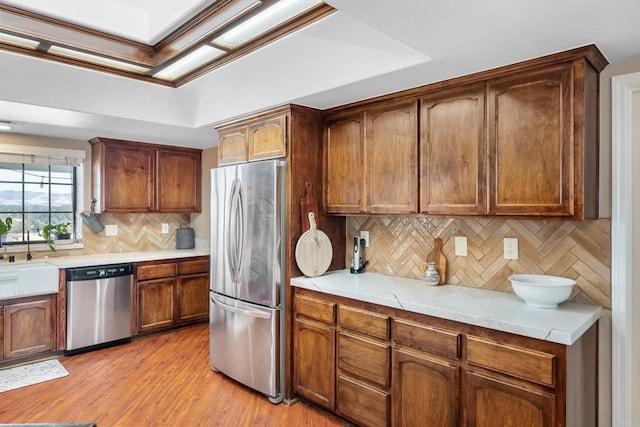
(291, 269, 602, 345)
(43, 248, 210, 269)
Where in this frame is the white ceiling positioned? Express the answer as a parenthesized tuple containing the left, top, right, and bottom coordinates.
(1, 0, 640, 149)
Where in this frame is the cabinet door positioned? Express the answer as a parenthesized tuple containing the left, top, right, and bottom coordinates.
(392, 347, 458, 427)
(3, 297, 55, 359)
(293, 316, 335, 410)
(488, 63, 573, 216)
(103, 143, 155, 212)
(156, 149, 202, 212)
(137, 278, 176, 333)
(464, 370, 555, 427)
(366, 101, 418, 213)
(218, 127, 248, 165)
(177, 274, 209, 323)
(248, 114, 287, 161)
(324, 113, 365, 213)
(420, 86, 486, 215)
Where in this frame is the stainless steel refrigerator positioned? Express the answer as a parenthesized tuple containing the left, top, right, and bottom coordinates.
(210, 159, 286, 404)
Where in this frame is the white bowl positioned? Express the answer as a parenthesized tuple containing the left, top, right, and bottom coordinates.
(508, 274, 576, 308)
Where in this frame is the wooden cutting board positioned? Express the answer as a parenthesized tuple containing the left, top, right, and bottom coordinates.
(295, 212, 333, 277)
(426, 238, 447, 284)
(300, 182, 319, 232)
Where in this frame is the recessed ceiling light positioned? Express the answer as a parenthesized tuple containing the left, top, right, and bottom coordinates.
(0, 121, 12, 131)
(48, 45, 151, 74)
(0, 32, 40, 49)
(213, 0, 322, 48)
(153, 45, 225, 80)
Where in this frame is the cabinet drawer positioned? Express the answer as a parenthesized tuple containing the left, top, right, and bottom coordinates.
(178, 258, 209, 275)
(137, 263, 177, 281)
(338, 332, 390, 389)
(466, 335, 556, 387)
(338, 305, 389, 340)
(295, 294, 335, 324)
(392, 318, 459, 359)
(337, 374, 389, 427)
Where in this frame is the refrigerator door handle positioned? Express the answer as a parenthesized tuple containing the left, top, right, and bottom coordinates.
(211, 295, 271, 319)
(226, 177, 245, 287)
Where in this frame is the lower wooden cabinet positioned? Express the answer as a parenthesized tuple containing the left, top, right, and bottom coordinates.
(135, 256, 209, 335)
(293, 296, 336, 410)
(392, 347, 459, 427)
(292, 287, 597, 427)
(463, 370, 555, 427)
(2, 295, 56, 360)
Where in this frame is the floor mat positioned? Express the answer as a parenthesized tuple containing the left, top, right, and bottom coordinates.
(0, 359, 68, 393)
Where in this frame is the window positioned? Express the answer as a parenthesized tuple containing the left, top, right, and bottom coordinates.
(0, 162, 76, 245)
(0, 143, 85, 248)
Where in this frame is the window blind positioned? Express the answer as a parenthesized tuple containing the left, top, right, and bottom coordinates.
(0, 143, 86, 167)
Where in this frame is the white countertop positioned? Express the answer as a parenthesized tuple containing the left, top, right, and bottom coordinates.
(43, 249, 210, 268)
(291, 270, 602, 345)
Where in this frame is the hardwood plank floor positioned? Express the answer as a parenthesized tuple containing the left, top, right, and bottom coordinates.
(0, 324, 351, 426)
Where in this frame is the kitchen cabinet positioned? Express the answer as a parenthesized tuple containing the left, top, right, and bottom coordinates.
(392, 318, 460, 426)
(324, 100, 418, 214)
(292, 293, 336, 410)
(135, 256, 209, 334)
(90, 137, 202, 213)
(322, 45, 605, 219)
(2, 295, 56, 360)
(420, 85, 486, 215)
(292, 287, 597, 427)
(216, 110, 287, 165)
(487, 63, 573, 217)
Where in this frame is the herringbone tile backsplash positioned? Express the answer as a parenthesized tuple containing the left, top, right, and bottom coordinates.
(82, 212, 190, 253)
(346, 217, 611, 308)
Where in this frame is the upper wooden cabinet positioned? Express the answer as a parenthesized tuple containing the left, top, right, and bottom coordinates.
(90, 138, 202, 213)
(324, 113, 365, 214)
(322, 45, 607, 219)
(488, 63, 575, 217)
(324, 100, 418, 214)
(216, 111, 287, 165)
(420, 85, 486, 215)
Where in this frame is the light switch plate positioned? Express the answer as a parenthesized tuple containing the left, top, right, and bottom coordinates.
(503, 237, 519, 259)
(454, 236, 467, 256)
(161, 223, 169, 234)
(105, 224, 118, 236)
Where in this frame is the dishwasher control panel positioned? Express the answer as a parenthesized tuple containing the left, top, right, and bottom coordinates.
(67, 263, 134, 281)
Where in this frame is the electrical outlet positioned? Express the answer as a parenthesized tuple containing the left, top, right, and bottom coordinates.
(161, 223, 169, 234)
(105, 224, 118, 236)
(455, 236, 467, 256)
(503, 237, 519, 259)
(360, 230, 370, 247)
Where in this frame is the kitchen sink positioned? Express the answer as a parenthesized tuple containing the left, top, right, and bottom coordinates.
(0, 261, 59, 300)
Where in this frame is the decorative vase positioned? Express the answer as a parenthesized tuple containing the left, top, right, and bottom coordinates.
(423, 261, 440, 286)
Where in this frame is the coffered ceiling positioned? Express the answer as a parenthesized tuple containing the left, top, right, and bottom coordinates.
(1, 0, 640, 149)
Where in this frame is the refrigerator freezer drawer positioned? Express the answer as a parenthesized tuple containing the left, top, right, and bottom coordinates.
(209, 294, 280, 399)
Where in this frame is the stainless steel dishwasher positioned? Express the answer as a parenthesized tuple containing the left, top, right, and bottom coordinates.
(66, 263, 134, 355)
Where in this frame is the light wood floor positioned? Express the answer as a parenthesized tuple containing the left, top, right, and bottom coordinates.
(0, 324, 351, 426)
